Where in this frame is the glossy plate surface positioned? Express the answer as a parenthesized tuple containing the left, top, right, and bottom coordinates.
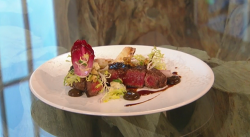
(29, 45, 214, 116)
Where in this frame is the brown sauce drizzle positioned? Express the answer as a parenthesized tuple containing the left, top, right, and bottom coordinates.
(137, 85, 173, 96)
(124, 75, 181, 107)
(124, 85, 173, 107)
(125, 94, 160, 107)
(68, 89, 83, 97)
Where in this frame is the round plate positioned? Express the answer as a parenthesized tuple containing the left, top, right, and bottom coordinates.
(29, 45, 214, 116)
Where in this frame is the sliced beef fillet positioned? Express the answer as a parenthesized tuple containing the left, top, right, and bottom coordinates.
(108, 62, 128, 82)
(108, 62, 168, 88)
(86, 81, 103, 97)
(72, 78, 86, 92)
(122, 65, 146, 88)
(108, 69, 126, 82)
(69, 66, 102, 97)
(144, 68, 168, 89)
(108, 62, 146, 88)
(72, 78, 102, 97)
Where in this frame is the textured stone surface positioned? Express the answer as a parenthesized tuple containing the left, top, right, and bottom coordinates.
(31, 99, 95, 137)
(101, 113, 182, 137)
(212, 61, 250, 94)
(201, 91, 250, 137)
(67, 0, 250, 61)
(159, 45, 211, 62)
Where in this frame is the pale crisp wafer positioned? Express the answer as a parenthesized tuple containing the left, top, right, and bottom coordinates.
(114, 47, 136, 62)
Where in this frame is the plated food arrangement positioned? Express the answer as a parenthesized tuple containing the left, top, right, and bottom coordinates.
(29, 40, 214, 116)
(64, 40, 181, 104)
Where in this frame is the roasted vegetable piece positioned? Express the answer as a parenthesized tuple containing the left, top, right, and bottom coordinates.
(71, 40, 95, 77)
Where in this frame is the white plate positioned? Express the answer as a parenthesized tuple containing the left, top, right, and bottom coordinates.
(29, 45, 214, 116)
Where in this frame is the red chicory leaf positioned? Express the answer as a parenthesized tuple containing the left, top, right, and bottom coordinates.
(71, 40, 95, 77)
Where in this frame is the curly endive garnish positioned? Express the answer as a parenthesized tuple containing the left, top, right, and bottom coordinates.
(101, 80, 127, 102)
(133, 54, 147, 66)
(147, 46, 166, 70)
(86, 74, 99, 82)
(99, 71, 127, 102)
(66, 54, 71, 62)
(99, 74, 110, 102)
(64, 70, 81, 86)
(98, 71, 111, 93)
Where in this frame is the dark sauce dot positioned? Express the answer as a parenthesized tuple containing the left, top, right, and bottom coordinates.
(167, 76, 181, 85)
(172, 72, 178, 75)
(68, 89, 83, 97)
(123, 91, 141, 100)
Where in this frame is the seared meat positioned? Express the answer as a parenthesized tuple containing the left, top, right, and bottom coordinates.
(144, 68, 168, 88)
(122, 65, 146, 88)
(86, 81, 103, 97)
(108, 63, 146, 88)
(71, 62, 168, 97)
(72, 78, 102, 97)
(108, 62, 167, 88)
(108, 62, 128, 82)
(72, 78, 86, 91)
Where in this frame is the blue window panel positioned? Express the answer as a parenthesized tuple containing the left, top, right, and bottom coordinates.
(4, 80, 34, 137)
(39, 128, 56, 137)
(0, 0, 29, 84)
(26, 0, 57, 70)
(0, 0, 24, 27)
(0, 27, 29, 84)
